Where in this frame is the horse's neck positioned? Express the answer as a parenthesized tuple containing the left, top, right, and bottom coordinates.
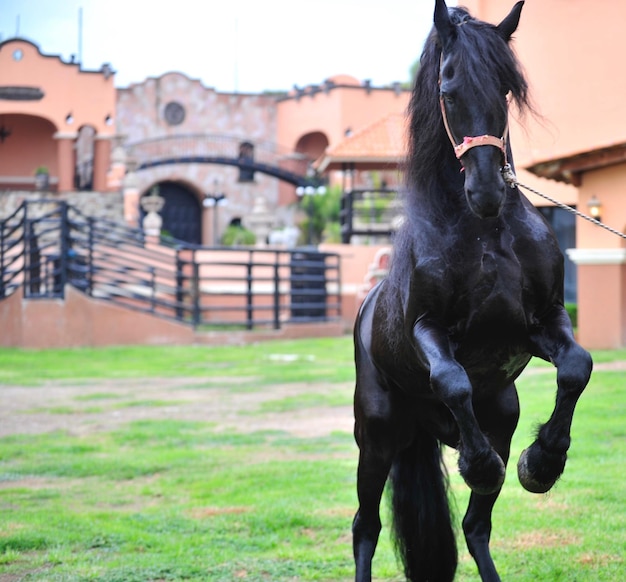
(441, 161, 465, 193)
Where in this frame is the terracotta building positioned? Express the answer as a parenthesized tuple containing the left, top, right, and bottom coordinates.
(0, 37, 410, 245)
(2, 0, 626, 348)
(0, 38, 118, 217)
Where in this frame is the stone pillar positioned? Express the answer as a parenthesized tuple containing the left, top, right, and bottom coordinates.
(123, 171, 140, 228)
(54, 133, 77, 192)
(93, 136, 112, 192)
(202, 203, 212, 245)
(107, 146, 127, 191)
(567, 248, 626, 349)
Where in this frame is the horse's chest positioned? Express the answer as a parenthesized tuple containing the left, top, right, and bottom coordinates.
(456, 243, 526, 326)
(474, 246, 519, 296)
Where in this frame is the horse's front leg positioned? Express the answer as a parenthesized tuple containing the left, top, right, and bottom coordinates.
(413, 318, 505, 495)
(463, 383, 520, 582)
(520, 306, 593, 493)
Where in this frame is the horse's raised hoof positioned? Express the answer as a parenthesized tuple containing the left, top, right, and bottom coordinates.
(517, 444, 566, 494)
(459, 449, 506, 495)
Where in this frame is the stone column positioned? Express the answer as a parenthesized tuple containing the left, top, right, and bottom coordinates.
(93, 136, 112, 192)
(106, 146, 127, 191)
(123, 171, 140, 228)
(54, 132, 77, 192)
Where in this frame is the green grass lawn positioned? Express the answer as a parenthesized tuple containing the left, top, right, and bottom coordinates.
(0, 338, 624, 581)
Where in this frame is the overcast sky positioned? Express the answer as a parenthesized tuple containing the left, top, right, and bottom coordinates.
(0, 0, 456, 92)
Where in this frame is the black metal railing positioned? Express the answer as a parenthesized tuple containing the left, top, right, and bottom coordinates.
(340, 188, 402, 243)
(0, 200, 341, 330)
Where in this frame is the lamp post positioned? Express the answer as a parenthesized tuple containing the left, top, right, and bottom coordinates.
(203, 182, 227, 245)
(296, 184, 327, 246)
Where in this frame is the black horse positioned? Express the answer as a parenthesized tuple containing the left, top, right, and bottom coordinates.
(352, 2, 592, 581)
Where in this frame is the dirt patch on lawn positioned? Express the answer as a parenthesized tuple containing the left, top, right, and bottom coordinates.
(2, 360, 620, 440)
(0, 377, 355, 439)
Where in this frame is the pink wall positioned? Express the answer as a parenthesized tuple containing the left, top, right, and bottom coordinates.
(0, 39, 116, 136)
(0, 284, 348, 349)
(0, 286, 195, 349)
(277, 75, 410, 152)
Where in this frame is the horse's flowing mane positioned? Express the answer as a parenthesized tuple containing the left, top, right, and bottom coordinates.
(405, 6, 531, 197)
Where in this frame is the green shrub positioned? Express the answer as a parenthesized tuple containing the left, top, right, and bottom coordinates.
(221, 225, 256, 246)
(565, 302, 578, 327)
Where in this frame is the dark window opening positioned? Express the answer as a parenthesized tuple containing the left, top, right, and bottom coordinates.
(537, 206, 577, 304)
(238, 141, 255, 182)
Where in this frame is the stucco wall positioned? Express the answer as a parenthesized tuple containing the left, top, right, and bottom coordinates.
(0, 286, 195, 349)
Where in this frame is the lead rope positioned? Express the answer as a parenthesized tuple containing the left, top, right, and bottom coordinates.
(501, 163, 626, 240)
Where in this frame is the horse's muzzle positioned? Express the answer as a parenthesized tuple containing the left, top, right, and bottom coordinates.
(465, 183, 506, 218)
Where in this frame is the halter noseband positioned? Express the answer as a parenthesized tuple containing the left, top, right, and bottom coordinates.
(438, 55, 510, 166)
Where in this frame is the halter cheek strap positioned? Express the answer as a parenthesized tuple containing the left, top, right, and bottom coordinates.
(438, 53, 510, 165)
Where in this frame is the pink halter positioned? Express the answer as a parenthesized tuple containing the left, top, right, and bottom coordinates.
(438, 55, 510, 164)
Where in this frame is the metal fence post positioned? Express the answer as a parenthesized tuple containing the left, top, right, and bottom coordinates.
(341, 190, 353, 244)
(192, 260, 200, 326)
(175, 249, 184, 320)
(246, 261, 253, 330)
(57, 201, 69, 298)
(273, 254, 281, 330)
(86, 216, 95, 295)
(0, 217, 4, 298)
(150, 266, 156, 313)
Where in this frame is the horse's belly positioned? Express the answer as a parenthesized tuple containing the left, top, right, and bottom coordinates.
(457, 342, 532, 396)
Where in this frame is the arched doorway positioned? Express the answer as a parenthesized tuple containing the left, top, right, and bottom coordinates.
(74, 125, 95, 190)
(141, 181, 202, 244)
(0, 114, 57, 187)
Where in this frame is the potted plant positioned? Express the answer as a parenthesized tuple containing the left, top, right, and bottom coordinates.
(34, 166, 49, 190)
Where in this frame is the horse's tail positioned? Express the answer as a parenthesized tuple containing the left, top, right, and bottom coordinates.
(389, 430, 457, 582)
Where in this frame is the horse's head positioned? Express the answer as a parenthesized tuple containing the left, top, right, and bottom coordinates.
(435, 0, 525, 219)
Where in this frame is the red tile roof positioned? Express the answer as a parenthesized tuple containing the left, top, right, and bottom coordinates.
(316, 112, 408, 172)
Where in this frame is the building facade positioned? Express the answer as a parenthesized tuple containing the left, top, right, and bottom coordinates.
(0, 38, 411, 247)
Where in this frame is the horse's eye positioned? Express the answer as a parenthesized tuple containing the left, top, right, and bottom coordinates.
(441, 92, 454, 105)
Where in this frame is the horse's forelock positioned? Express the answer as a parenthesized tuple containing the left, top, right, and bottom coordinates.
(452, 16, 530, 115)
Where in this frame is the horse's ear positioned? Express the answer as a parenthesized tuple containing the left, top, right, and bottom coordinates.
(434, 0, 455, 52)
(496, 1, 524, 41)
